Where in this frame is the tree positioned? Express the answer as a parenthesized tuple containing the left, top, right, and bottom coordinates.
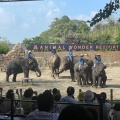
(0, 38, 10, 54)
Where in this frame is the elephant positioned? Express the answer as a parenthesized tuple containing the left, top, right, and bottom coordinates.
(48, 54, 61, 78)
(74, 62, 89, 86)
(55, 55, 94, 82)
(6, 57, 41, 82)
(92, 63, 107, 88)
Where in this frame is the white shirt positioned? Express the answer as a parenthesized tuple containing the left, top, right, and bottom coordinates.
(60, 96, 77, 112)
(26, 109, 59, 120)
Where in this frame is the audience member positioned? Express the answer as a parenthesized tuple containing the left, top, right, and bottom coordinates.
(58, 104, 93, 120)
(52, 88, 58, 96)
(87, 107, 98, 120)
(53, 94, 61, 113)
(21, 88, 33, 115)
(98, 94, 111, 120)
(77, 92, 85, 103)
(32, 96, 38, 111)
(101, 92, 109, 102)
(2, 89, 16, 113)
(113, 102, 120, 120)
(43, 89, 52, 95)
(26, 92, 59, 120)
(84, 90, 95, 104)
(60, 86, 77, 112)
(93, 92, 100, 104)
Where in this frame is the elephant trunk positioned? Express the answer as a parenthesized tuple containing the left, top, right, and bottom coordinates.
(56, 67, 65, 74)
(35, 68, 41, 77)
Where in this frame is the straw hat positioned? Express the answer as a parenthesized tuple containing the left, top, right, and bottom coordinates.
(77, 92, 85, 101)
(28, 51, 31, 53)
(96, 54, 100, 56)
(80, 54, 84, 57)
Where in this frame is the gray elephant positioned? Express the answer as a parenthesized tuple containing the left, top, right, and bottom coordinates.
(74, 62, 89, 86)
(92, 63, 107, 88)
(6, 57, 41, 82)
(48, 54, 61, 78)
(56, 56, 93, 82)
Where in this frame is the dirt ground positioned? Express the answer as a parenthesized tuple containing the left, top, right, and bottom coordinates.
(0, 67, 120, 101)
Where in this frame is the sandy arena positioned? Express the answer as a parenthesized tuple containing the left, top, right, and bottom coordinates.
(0, 67, 120, 101)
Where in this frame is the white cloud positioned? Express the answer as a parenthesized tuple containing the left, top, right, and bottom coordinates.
(46, 8, 60, 18)
(37, 1, 55, 13)
(76, 11, 97, 21)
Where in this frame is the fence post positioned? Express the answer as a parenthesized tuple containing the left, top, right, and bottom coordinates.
(110, 89, 113, 106)
(100, 96, 103, 120)
(11, 92, 14, 120)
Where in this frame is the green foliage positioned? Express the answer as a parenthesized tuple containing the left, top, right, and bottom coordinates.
(21, 15, 120, 46)
(0, 39, 9, 54)
(90, 0, 120, 26)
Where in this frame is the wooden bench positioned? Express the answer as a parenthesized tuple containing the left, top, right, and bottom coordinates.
(21, 78, 33, 85)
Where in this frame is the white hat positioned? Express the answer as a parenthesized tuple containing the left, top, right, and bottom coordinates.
(84, 90, 94, 101)
(28, 51, 31, 53)
(80, 54, 84, 57)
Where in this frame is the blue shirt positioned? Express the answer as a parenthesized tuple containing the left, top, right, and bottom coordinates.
(68, 51, 73, 56)
(27, 53, 33, 60)
(78, 57, 84, 65)
(51, 50, 56, 55)
(95, 56, 101, 63)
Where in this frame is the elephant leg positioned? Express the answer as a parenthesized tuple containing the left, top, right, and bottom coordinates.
(81, 77, 84, 87)
(76, 73, 79, 85)
(102, 75, 107, 87)
(6, 75, 9, 82)
(80, 77, 83, 86)
(85, 74, 89, 85)
(12, 74, 17, 82)
(55, 68, 59, 78)
(81, 76, 85, 87)
(98, 77, 102, 88)
(77, 76, 82, 86)
(51, 68, 55, 79)
(70, 69, 75, 82)
(90, 75, 93, 85)
(77, 78, 79, 85)
(92, 77, 96, 87)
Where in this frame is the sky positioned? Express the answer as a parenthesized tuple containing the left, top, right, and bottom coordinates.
(0, 0, 116, 44)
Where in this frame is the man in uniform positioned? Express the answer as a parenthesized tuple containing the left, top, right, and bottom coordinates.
(94, 54, 101, 67)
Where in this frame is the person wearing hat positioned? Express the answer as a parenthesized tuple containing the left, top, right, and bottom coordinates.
(77, 92, 85, 103)
(27, 51, 34, 64)
(67, 48, 73, 62)
(84, 90, 95, 104)
(94, 54, 101, 67)
(51, 49, 56, 55)
(78, 54, 84, 70)
(50, 49, 57, 63)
